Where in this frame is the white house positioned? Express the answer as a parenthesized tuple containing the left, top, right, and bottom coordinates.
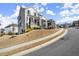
(4, 24, 18, 34)
(18, 7, 47, 34)
(18, 7, 56, 34)
(0, 29, 4, 34)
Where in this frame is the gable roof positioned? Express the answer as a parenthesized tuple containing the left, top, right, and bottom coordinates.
(5, 24, 18, 28)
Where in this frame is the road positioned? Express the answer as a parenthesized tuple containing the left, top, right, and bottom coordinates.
(24, 28, 79, 56)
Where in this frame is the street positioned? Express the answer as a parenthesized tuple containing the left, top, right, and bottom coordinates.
(24, 28, 79, 56)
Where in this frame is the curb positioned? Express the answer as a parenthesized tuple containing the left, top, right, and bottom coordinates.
(12, 29, 68, 56)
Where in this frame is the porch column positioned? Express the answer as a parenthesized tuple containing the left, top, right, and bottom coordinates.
(39, 18, 42, 27)
(33, 18, 35, 25)
(45, 20, 48, 28)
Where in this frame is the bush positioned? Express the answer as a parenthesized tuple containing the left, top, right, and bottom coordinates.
(33, 26, 41, 29)
(25, 28, 32, 32)
(0, 33, 5, 37)
(0, 34, 3, 37)
(8, 32, 14, 35)
(15, 33, 18, 35)
(31, 25, 41, 29)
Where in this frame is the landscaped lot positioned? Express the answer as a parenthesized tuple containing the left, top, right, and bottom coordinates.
(0, 29, 59, 48)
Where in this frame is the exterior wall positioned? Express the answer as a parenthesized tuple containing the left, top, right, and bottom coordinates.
(0, 29, 4, 34)
(4, 27, 12, 34)
(73, 20, 79, 28)
(47, 20, 55, 29)
(51, 21, 55, 28)
(18, 7, 25, 34)
(14, 27, 18, 33)
(4, 26, 18, 34)
(40, 16, 47, 29)
(25, 8, 39, 17)
(25, 8, 39, 29)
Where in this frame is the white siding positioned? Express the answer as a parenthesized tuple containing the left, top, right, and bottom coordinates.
(4, 26, 18, 34)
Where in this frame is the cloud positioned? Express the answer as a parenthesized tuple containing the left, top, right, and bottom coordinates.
(58, 3, 79, 24)
(70, 4, 79, 15)
(60, 3, 79, 17)
(10, 5, 20, 18)
(0, 14, 2, 18)
(41, 3, 48, 6)
(22, 5, 26, 8)
(59, 10, 71, 17)
(39, 7, 44, 12)
(62, 3, 73, 9)
(0, 15, 17, 28)
(73, 3, 79, 9)
(71, 8, 79, 15)
(62, 3, 79, 9)
(56, 6, 60, 8)
(33, 3, 41, 10)
(0, 5, 20, 28)
(33, 3, 45, 13)
(46, 10, 56, 15)
(56, 16, 79, 24)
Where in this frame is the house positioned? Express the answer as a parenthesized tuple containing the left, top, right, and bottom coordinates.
(4, 24, 18, 34)
(18, 7, 56, 34)
(47, 19, 55, 29)
(0, 29, 4, 34)
(73, 20, 79, 28)
(39, 16, 48, 29)
(18, 7, 48, 34)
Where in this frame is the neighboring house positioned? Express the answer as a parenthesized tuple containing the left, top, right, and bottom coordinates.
(4, 24, 18, 34)
(0, 29, 4, 34)
(18, 7, 56, 34)
(73, 20, 79, 28)
(47, 19, 55, 29)
(39, 16, 48, 29)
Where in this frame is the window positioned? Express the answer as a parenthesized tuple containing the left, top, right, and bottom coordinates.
(19, 22, 21, 27)
(35, 19, 37, 24)
(18, 16, 21, 20)
(27, 17, 28, 21)
(27, 10, 30, 15)
(34, 13, 36, 16)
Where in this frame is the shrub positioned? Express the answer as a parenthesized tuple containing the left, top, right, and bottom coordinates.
(15, 33, 18, 35)
(25, 28, 32, 32)
(8, 32, 14, 35)
(0, 33, 5, 37)
(0, 34, 3, 37)
(31, 25, 41, 29)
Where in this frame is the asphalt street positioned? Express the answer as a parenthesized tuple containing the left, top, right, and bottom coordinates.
(25, 28, 79, 56)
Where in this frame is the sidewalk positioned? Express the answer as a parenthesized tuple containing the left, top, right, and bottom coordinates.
(0, 28, 66, 56)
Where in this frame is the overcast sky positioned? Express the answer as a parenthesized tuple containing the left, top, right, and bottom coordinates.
(0, 3, 79, 28)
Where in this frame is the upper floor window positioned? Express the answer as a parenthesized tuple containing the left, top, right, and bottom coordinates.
(34, 13, 36, 16)
(18, 16, 21, 20)
(19, 22, 21, 27)
(27, 10, 30, 15)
